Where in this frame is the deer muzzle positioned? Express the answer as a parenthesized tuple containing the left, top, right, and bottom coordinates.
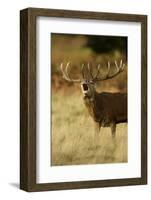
(81, 83, 89, 96)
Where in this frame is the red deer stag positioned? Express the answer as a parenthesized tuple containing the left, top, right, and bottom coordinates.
(60, 60, 127, 138)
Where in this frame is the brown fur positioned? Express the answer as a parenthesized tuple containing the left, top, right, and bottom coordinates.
(83, 91, 127, 137)
(60, 61, 127, 138)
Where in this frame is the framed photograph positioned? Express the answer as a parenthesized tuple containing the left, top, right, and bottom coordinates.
(20, 8, 147, 191)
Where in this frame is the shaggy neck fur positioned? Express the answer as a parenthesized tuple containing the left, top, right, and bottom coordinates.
(83, 92, 101, 122)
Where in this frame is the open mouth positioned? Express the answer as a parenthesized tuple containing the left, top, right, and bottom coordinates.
(82, 83, 88, 91)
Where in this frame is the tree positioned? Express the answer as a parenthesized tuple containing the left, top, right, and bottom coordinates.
(86, 35, 127, 56)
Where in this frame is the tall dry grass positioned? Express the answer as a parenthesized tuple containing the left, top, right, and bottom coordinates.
(51, 92, 127, 166)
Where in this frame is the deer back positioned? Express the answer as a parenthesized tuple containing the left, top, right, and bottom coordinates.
(84, 92, 127, 125)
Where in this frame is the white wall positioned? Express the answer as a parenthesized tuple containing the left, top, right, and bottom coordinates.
(0, 0, 150, 199)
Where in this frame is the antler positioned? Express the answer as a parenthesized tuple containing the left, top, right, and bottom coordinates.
(92, 59, 125, 81)
(60, 62, 83, 82)
(60, 60, 125, 83)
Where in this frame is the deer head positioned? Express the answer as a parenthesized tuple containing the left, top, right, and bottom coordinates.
(60, 60, 125, 100)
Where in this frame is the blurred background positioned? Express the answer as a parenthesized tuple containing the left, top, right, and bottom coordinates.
(51, 33, 128, 166)
(51, 33, 127, 94)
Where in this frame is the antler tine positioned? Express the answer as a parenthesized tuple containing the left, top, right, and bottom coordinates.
(60, 62, 82, 82)
(106, 59, 125, 78)
(105, 61, 111, 78)
(65, 62, 71, 80)
(93, 60, 125, 82)
(121, 63, 125, 70)
(119, 59, 125, 71)
(81, 63, 85, 80)
(60, 62, 67, 80)
(119, 59, 122, 68)
(60, 62, 71, 81)
(87, 63, 94, 80)
(114, 60, 120, 72)
(93, 64, 101, 80)
(60, 62, 72, 81)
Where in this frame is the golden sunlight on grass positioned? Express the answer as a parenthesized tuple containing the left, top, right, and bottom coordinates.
(51, 92, 127, 166)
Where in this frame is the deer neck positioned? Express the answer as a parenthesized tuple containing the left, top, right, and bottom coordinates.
(83, 91, 99, 121)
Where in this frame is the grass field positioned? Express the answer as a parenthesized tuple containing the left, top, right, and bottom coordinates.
(51, 91, 128, 166)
